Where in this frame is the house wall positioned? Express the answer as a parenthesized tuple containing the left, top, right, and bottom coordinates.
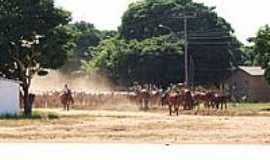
(226, 70, 251, 101)
(0, 79, 20, 115)
(248, 76, 270, 102)
(226, 70, 270, 102)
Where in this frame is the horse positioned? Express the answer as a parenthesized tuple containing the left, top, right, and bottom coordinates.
(60, 92, 74, 111)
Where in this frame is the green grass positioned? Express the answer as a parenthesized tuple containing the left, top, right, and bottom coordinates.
(188, 103, 270, 116)
(229, 103, 270, 111)
(1, 103, 270, 120)
(0, 110, 60, 120)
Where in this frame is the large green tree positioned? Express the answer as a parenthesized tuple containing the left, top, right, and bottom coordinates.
(238, 46, 257, 66)
(0, 0, 73, 116)
(69, 21, 102, 58)
(61, 21, 102, 72)
(118, 0, 242, 86)
(254, 25, 270, 83)
(61, 21, 117, 72)
(83, 34, 183, 86)
(121, 0, 232, 40)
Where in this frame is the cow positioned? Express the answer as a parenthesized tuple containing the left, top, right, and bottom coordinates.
(212, 94, 231, 110)
(161, 92, 181, 116)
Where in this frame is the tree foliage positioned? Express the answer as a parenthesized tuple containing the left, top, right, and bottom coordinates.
(120, 0, 233, 40)
(254, 25, 270, 83)
(69, 21, 102, 58)
(87, 0, 242, 86)
(84, 34, 183, 86)
(255, 25, 270, 68)
(237, 46, 257, 66)
(0, 0, 72, 115)
(61, 21, 117, 72)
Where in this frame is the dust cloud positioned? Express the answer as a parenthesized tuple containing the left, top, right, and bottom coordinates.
(30, 70, 114, 94)
(30, 70, 139, 111)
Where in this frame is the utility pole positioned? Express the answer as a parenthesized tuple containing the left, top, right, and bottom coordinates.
(184, 16, 189, 87)
(183, 14, 196, 87)
(159, 13, 196, 87)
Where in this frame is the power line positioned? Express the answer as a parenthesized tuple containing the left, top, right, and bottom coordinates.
(189, 42, 232, 45)
(189, 33, 230, 37)
(195, 68, 232, 71)
(175, 32, 231, 37)
(188, 30, 230, 34)
(188, 36, 232, 40)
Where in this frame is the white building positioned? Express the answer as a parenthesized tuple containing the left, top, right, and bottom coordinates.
(0, 78, 21, 115)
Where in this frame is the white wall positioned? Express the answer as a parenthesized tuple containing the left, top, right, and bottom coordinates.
(0, 79, 20, 115)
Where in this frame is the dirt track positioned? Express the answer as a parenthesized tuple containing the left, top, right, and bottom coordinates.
(0, 109, 270, 144)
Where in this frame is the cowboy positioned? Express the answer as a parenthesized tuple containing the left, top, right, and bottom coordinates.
(63, 84, 72, 96)
(62, 84, 73, 111)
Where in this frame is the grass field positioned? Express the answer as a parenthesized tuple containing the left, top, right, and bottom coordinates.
(0, 103, 270, 144)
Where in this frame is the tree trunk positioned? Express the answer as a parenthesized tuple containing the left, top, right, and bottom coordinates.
(23, 85, 31, 116)
(22, 76, 32, 116)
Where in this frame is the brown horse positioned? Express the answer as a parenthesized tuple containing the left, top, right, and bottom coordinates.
(60, 92, 74, 111)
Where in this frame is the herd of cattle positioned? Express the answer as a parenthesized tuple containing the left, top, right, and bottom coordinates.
(131, 86, 231, 116)
(32, 86, 231, 116)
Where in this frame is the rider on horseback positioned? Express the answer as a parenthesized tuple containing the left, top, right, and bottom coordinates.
(61, 84, 74, 111)
(64, 84, 72, 95)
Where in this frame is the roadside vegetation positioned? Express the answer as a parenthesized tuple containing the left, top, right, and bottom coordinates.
(0, 110, 59, 120)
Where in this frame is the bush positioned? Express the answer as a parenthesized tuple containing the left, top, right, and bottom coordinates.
(0, 111, 59, 120)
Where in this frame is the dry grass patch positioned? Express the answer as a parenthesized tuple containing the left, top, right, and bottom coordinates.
(0, 105, 269, 144)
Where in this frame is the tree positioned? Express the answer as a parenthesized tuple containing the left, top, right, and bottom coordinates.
(101, 30, 118, 40)
(0, 0, 73, 116)
(93, 0, 242, 86)
(84, 34, 183, 86)
(120, 0, 234, 40)
(69, 21, 102, 58)
(61, 21, 117, 72)
(237, 46, 257, 66)
(254, 25, 270, 83)
(60, 21, 102, 72)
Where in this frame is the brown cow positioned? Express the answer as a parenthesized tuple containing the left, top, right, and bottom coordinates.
(193, 91, 216, 109)
(212, 94, 231, 110)
(182, 90, 194, 110)
(135, 89, 151, 111)
(161, 91, 186, 116)
(150, 89, 163, 107)
(195, 91, 230, 110)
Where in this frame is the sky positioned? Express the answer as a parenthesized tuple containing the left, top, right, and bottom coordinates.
(55, 0, 270, 44)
